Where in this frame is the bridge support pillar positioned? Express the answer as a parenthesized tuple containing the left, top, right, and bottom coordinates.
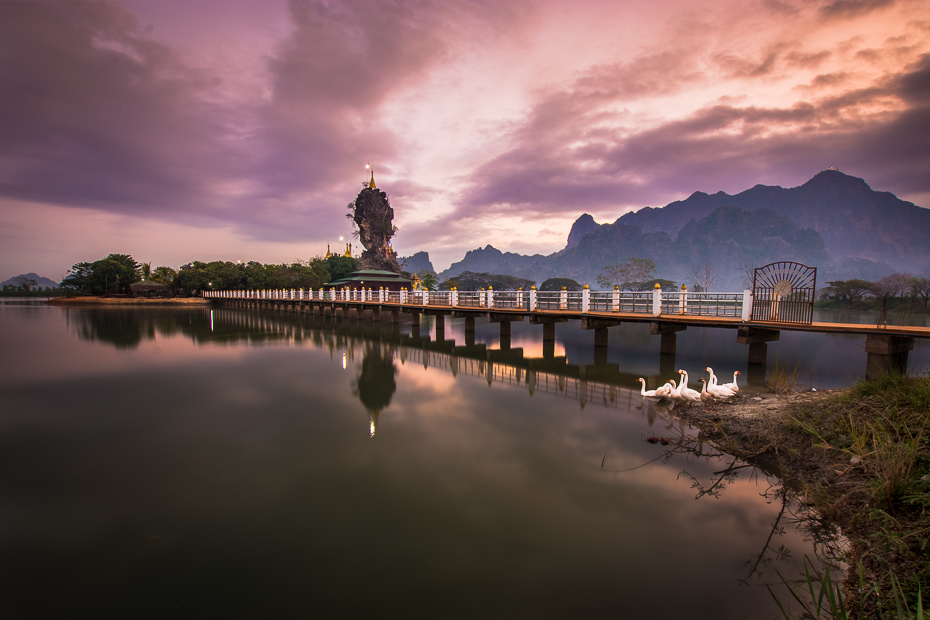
(737, 327, 780, 366)
(370, 308, 380, 322)
(865, 334, 914, 380)
(464, 316, 475, 333)
(410, 312, 420, 327)
(499, 321, 511, 338)
(594, 327, 608, 348)
(391, 310, 400, 324)
(543, 323, 555, 342)
(651, 322, 687, 355)
(530, 316, 567, 342)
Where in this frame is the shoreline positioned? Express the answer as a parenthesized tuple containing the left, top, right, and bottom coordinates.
(678, 385, 926, 614)
(46, 296, 212, 306)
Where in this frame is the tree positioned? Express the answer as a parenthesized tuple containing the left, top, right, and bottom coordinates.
(438, 271, 534, 291)
(911, 275, 930, 308)
(689, 262, 718, 292)
(64, 254, 140, 295)
(151, 266, 177, 286)
(325, 255, 357, 282)
(416, 270, 438, 291)
(140, 262, 152, 280)
(596, 257, 656, 290)
(819, 279, 872, 306)
(637, 278, 677, 291)
(540, 278, 582, 291)
(871, 273, 912, 299)
(736, 261, 756, 290)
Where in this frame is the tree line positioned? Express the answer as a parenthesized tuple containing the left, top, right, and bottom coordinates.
(61, 253, 359, 296)
(819, 274, 930, 309)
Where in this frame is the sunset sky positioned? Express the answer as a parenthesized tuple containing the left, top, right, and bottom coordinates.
(1, 0, 928, 281)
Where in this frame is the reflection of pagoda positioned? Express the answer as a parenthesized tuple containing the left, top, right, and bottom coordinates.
(352, 344, 397, 437)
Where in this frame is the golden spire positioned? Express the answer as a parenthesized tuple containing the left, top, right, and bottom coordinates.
(369, 170, 376, 190)
(325, 244, 331, 258)
(344, 243, 352, 257)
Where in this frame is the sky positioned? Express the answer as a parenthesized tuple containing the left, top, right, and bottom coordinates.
(1, 0, 929, 282)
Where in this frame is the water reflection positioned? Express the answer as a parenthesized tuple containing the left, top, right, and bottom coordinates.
(0, 304, 863, 617)
(353, 343, 398, 436)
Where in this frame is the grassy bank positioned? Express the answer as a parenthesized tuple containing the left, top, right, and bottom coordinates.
(683, 373, 929, 616)
(783, 373, 929, 616)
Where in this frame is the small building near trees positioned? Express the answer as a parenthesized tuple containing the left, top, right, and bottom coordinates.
(129, 280, 170, 298)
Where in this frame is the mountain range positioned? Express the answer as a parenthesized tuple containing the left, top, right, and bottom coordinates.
(2, 273, 59, 289)
(430, 170, 930, 289)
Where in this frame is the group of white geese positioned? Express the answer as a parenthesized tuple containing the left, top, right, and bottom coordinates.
(637, 367, 740, 410)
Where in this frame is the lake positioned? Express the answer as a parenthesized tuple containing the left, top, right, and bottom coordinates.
(4, 300, 921, 618)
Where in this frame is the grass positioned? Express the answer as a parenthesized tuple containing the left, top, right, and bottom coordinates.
(771, 557, 924, 619)
(780, 372, 930, 617)
(769, 354, 801, 394)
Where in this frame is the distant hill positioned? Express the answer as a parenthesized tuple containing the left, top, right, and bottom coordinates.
(400, 251, 435, 275)
(2, 273, 59, 289)
(614, 169, 930, 273)
(435, 170, 928, 289)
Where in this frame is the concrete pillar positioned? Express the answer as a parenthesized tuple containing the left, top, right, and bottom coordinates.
(660, 332, 677, 355)
(594, 327, 608, 348)
(542, 340, 555, 359)
(865, 334, 914, 379)
(410, 313, 420, 327)
(465, 316, 475, 333)
(391, 310, 400, 324)
(593, 347, 608, 365)
(659, 353, 677, 379)
(370, 308, 380, 322)
(748, 342, 768, 366)
(434, 314, 445, 330)
(499, 321, 511, 338)
(543, 323, 555, 342)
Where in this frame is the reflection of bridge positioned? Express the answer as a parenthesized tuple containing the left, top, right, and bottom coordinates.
(205, 288, 930, 380)
(207, 306, 665, 415)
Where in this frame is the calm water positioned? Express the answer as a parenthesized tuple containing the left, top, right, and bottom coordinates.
(4, 300, 917, 618)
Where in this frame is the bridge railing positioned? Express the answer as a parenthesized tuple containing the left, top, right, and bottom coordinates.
(204, 288, 754, 321)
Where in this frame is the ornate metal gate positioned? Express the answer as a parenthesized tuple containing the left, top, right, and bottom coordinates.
(751, 262, 816, 324)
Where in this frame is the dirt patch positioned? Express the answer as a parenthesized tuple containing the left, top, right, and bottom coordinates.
(47, 296, 212, 306)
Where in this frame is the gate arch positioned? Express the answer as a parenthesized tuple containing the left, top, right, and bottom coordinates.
(751, 262, 817, 324)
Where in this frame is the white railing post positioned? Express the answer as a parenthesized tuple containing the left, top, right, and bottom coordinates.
(679, 285, 687, 315)
(652, 286, 661, 317)
(742, 289, 753, 321)
(479, 289, 485, 308)
(529, 287, 537, 311)
(423, 290, 429, 306)
(451, 288, 458, 307)
(582, 285, 590, 313)
(559, 288, 567, 310)
(612, 286, 620, 312)
(487, 287, 494, 309)
(401, 288, 407, 305)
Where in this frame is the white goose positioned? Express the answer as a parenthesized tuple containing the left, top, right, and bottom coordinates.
(705, 367, 736, 399)
(666, 378, 685, 404)
(700, 378, 716, 411)
(637, 378, 663, 399)
(655, 381, 673, 398)
(677, 370, 702, 407)
(719, 370, 741, 393)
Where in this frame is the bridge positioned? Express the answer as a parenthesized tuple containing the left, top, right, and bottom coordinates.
(204, 286, 930, 380)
